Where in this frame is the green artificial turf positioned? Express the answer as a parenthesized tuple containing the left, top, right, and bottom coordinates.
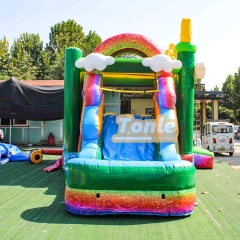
(196, 160, 240, 240)
(0, 156, 240, 240)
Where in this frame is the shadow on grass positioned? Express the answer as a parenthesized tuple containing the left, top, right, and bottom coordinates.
(1, 158, 189, 225)
(20, 174, 188, 225)
(21, 199, 187, 225)
(21, 168, 187, 225)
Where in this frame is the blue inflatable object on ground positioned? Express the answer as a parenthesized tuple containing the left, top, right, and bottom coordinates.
(0, 143, 30, 164)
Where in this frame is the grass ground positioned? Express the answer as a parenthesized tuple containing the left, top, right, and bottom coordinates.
(1, 154, 240, 240)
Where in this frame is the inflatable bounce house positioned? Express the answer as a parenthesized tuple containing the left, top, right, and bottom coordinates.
(63, 18, 214, 216)
(0, 143, 30, 164)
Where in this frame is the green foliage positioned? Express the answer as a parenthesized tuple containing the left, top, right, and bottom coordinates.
(48, 19, 85, 53)
(115, 53, 141, 58)
(46, 20, 102, 79)
(218, 106, 235, 123)
(83, 30, 102, 56)
(44, 19, 84, 79)
(45, 52, 64, 80)
(221, 69, 240, 121)
(194, 78, 201, 84)
(8, 59, 38, 80)
(233, 69, 240, 106)
(9, 33, 45, 79)
(236, 108, 240, 122)
(0, 20, 102, 80)
(194, 102, 200, 112)
(206, 104, 212, 119)
(221, 75, 234, 109)
(0, 36, 10, 79)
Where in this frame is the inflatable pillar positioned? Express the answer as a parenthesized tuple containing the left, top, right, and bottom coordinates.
(176, 19, 196, 155)
(64, 48, 82, 153)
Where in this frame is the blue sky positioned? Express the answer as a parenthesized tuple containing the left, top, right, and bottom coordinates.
(1, 0, 240, 90)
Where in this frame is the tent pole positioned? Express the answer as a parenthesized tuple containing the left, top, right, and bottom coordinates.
(9, 119, 11, 144)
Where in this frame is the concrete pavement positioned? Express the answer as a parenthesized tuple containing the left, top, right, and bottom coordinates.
(212, 139, 240, 170)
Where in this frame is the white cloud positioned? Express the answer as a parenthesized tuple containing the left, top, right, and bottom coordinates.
(194, 62, 206, 79)
(142, 54, 182, 73)
(75, 53, 115, 71)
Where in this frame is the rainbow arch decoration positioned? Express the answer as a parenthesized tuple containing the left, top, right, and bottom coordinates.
(93, 33, 163, 57)
(63, 18, 213, 217)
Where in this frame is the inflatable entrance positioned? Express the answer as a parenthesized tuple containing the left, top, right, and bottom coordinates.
(63, 19, 207, 216)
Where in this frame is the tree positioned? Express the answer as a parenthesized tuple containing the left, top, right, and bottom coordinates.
(221, 75, 235, 109)
(9, 33, 45, 80)
(0, 36, 10, 79)
(236, 109, 240, 123)
(45, 52, 64, 80)
(232, 68, 240, 107)
(218, 106, 235, 123)
(1, 20, 102, 80)
(46, 20, 102, 79)
(46, 20, 85, 79)
(8, 60, 38, 80)
(206, 104, 212, 120)
(221, 69, 240, 123)
(48, 20, 85, 53)
(83, 30, 102, 56)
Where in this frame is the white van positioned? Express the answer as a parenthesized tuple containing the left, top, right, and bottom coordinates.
(201, 121, 234, 156)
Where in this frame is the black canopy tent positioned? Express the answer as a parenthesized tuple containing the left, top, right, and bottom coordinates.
(0, 78, 64, 144)
(0, 78, 64, 120)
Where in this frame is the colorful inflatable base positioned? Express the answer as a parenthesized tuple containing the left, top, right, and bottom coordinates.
(193, 154, 214, 169)
(65, 187, 196, 216)
(182, 148, 214, 169)
(192, 147, 214, 169)
(181, 154, 193, 163)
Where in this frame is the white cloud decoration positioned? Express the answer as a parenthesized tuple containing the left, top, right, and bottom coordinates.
(75, 53, 115, 71)
(142, 54, 182, 72)
(194, 62, 206, 79)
